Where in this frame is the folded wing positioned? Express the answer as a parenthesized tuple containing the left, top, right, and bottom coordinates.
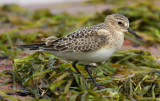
(42, 29, 108, 52)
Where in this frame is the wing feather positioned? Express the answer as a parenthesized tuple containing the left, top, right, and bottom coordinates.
(42, 28, 108, 52)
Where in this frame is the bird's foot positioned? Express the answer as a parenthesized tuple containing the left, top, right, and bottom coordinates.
(85, 65, 96, 68)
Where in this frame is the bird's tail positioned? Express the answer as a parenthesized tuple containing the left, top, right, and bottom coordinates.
(18, 43, 45, 50)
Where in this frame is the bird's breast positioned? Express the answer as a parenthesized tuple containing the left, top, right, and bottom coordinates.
(48, 32, 124, 64)
(49, 47, 117, 64)
(107, 31, 124, 50)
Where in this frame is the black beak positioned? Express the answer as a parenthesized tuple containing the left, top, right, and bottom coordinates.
(127, 28, 142, 39)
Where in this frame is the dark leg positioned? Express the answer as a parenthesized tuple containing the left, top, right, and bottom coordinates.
(72, 61, 81, 74)
(85, 64, 96, 68)
(85, 65, 98, 86)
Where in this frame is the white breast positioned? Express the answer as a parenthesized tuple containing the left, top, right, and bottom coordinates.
(47, 31, 124, 64)
(49, 47, 117, 64)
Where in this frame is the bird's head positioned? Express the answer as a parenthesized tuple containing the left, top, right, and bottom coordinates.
(105, 13, 142, 39)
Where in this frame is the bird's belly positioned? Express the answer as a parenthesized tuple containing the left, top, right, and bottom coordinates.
(79, 48, 117, 64)
(49, 48, 117, 64)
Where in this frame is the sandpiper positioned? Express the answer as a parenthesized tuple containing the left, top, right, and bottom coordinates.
(19, 13, 142, 86)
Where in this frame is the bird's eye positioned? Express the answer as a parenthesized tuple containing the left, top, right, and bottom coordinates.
(118, 21, 123, 25)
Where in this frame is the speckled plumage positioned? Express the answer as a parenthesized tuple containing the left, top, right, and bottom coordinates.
(43, 23, 107, 52)
(19, 13, 142, 63)
(19, 13, 135, 63)
(41, 14, 129, 53)
(19, 13, 142, 86)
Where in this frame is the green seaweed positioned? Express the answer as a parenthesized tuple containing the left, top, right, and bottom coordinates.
(0, 1, 160, 100)
(7, 50, 159, 100)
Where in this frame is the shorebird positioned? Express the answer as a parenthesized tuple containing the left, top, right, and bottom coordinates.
(18, 13, 142, 86)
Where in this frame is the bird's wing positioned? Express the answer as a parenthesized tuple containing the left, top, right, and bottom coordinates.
(41, 29, 108, 52)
